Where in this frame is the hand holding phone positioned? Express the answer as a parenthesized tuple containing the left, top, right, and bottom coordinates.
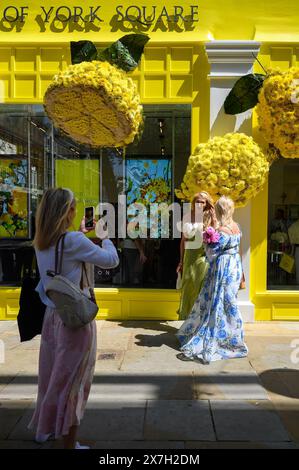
(83, 206, 95, 232)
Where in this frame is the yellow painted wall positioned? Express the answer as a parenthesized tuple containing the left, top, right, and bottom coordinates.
(0, 286, 181, 321)
(252, 44, 299, 321)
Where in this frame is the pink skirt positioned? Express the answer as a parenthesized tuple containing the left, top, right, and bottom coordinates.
(28, 307, 97, 439)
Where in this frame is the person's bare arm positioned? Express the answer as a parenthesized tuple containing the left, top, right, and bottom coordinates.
(134, 238, 147, 264)
(177, 234, 185, 273)
(210, 208, 218, 229)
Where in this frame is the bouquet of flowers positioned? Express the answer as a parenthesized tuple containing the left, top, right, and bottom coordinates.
(203, 227, 220, 244)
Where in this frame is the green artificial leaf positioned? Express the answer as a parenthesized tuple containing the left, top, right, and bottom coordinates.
(98, 34, 150, 72)
(224, 74, 266, 115)
(71, 41, 98, 64)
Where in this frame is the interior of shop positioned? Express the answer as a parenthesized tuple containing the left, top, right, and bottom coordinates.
(0, 104, 191, 289)
(267, 158, 299, 290)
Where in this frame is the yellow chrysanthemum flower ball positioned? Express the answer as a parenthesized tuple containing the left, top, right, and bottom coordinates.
(257, 67, 299, 158)
(175, 133, 269, 207)
(44, 61, 143, 147)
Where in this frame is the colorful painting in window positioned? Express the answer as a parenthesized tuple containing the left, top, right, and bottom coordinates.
(126, 158, 172, 237)
(0, 158, 28, 238)
(126, 158, 172, 206)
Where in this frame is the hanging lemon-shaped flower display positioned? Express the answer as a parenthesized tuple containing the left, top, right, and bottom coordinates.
(44, 34, 149, 148)
(175, 133, 269, 207)
(256, 68, 299, 159)
(224, 65, 299, 159)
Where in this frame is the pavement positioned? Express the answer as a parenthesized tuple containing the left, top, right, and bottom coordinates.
(1, 320, 299, 449)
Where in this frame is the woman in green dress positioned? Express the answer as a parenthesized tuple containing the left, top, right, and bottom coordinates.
(177, 192, 216, 320)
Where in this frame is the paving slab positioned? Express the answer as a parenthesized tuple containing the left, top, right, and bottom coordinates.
(255, 368, 299, 443)
(128, 331, 179, 353)
(191, 357, 267, 400)
(0, 373, 38, 400)
(14, 338, 41, 351)
(95, 350, 125, 372)
(0, 440, 44, 449)
(124, 321, 180, 353)
(0, 333, 22, 351)
(144, 400, 215, 441)
(259, 368, 299, 400)
(185, 441, 299, 449)
(78, 399, 147, 441)
(193, 372, 268, 400)
(90, 371, 194, 401)
(247, 336, 299, 372)
(97, 329, 132, 351)
(0, 349, 39, 375)
(121, 349, 206, 374)
(0, 400, 33, 440)
(245, 322, 299, 337)
(93, 440, 185, 449)
(0, 322, 17, 334)
(210, 400, 290, 442)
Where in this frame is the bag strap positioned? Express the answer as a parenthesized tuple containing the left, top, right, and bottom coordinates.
(80, 263, 96, 303)
(80, 262, 91, 289)
(54, 233, 67, 275)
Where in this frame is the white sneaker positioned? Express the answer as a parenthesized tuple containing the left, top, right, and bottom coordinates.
(75, 442, 90, 450)
(35, 432, 52, 443)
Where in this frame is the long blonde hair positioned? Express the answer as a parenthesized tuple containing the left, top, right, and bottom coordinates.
(33, 188, 75, 250)
(191, 191, 214, 229)
(215, 196, 235, 227)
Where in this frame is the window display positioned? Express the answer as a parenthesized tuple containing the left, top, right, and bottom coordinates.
(267, 159, 299, 290)
(0, 104, 191, 289)
(0, 158, 28, 238)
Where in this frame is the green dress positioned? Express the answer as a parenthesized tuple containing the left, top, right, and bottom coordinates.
(177, 245, 208, 320)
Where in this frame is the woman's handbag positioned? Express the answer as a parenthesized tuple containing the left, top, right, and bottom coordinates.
(17, 254, 46, 341)
(176, 271, 182, 290)
(46, 233, 98, 329)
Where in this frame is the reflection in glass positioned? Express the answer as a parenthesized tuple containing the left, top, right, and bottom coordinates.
(0, 104, 191, 289)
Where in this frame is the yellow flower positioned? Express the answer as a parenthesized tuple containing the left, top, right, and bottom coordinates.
(219, 170, 229, 181)
(257, 67, 299, 158)
(44, 60, 143, 148)
(175, 133, 269, 207)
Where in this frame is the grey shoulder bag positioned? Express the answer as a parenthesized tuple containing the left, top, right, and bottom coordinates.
(46, 233, 98, 329)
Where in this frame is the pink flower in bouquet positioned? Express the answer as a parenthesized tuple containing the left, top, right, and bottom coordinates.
(203, 227, 220, 244)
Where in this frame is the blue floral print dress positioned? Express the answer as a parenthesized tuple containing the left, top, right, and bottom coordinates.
(176, 230, 248, 364)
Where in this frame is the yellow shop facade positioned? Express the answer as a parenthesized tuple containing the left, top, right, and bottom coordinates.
(0, 0, 299, 322)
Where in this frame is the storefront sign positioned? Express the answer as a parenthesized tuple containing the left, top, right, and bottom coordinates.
(0, 2, 199, 35)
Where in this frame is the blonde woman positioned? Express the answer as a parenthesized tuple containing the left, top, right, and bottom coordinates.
(28, 188, 119, 449)
(177, 196, 248, 364)
(176, 192, 216, 320)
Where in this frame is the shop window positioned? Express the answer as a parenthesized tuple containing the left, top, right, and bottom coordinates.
(267, 159, 299, 290)
(0, 106, 50, 284)
(0, 104, 191, 289)
(99, 105, 191, 289)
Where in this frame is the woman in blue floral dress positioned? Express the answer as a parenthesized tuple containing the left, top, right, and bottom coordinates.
(176, 196, 248, 364)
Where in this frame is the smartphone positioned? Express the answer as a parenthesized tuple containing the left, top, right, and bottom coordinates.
(84, 206, 94, 229)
